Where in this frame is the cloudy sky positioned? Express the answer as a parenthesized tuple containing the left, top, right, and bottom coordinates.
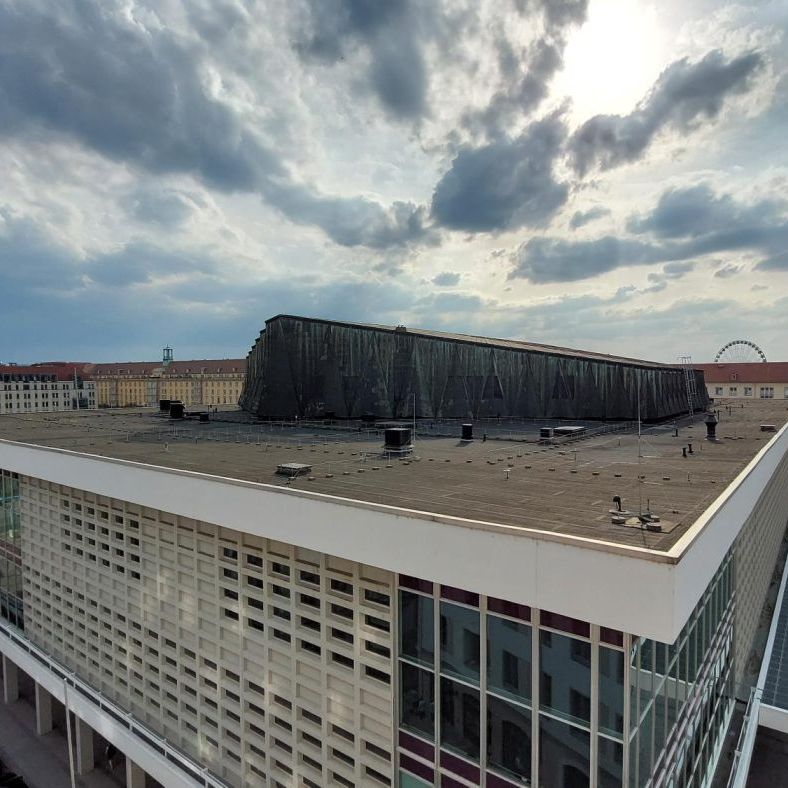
(1, 0, 786, 364)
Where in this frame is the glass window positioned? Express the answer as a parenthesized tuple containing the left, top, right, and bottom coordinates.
(400, 662, 434, 740)
(440, 602, 480, 683)
(440, 677, 480, 761)
(488, 615, 531, 703)
(540, 631, 591, 726)
(487, 695, 531, 782)
(598, 736, 623, 788)
(400, 591, 434, 666)
(599, 647, 625, 737)
(399, 772, 432, 788)
(539, 715, 590, 788)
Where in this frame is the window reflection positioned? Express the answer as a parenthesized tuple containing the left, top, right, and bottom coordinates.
(539, 715, 590, 788)
(440, 677, 480, 761)
(401, 590, 434, 666)
(488, 615, 532, 703)
(598, 647, 624, 737)
(400, 662, 434, 740)
(487, 695, 531, 783)
(440, 602, 480, 683)
(597, 737, 623, 788)
(540, 631, 591, 726)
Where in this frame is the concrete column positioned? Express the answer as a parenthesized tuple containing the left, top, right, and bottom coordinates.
(35, 681, 53, 735)
(2, 654, 19, 703)
(125, 757, 146, 788)
(75, 716, 95, 775)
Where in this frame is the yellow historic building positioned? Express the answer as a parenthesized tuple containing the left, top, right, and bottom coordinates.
(92, 352, 245, 408)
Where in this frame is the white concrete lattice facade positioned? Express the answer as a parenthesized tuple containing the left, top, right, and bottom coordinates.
(19, 477, 395, 788)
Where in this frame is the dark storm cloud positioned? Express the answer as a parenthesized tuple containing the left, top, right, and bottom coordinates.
(432, 271, 461, 286)
(511, 184, 788, 283)
(568, 50, 764, 176)
(569, 206, 610, 230)
(431, 115, 568, 232)
(0, 0, 429, 250)
(296, 0, 429, 119)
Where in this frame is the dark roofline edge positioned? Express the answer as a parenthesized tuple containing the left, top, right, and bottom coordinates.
(255, 314, 682, 372)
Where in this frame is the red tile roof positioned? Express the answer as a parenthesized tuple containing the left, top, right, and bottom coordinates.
(695, 362, 788, 384)
(0, 363, 93, 381)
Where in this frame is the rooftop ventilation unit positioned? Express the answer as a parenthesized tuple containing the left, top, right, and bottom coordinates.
(169, 401, 184, 419)
(553, 425, 586, 437)
(276, 462, 312, 477)
(159, 399, 171, 412)
(384, 427, 412, 454)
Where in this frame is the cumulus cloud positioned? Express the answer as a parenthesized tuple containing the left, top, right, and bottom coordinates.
(568, 50, 764, 175)
(0, 0, 430, 250)
(294, 0, 440, 120)
(431, 115, 568, 232)
(511, 183, 788, 283)
(626, 183, 780, 238)
(569, 205, 610, 230)
(432, 271, 461, 286)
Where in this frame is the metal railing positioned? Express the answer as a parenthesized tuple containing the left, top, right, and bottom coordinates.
(727, 685, 761, 788)
(0, 620, 228, 788)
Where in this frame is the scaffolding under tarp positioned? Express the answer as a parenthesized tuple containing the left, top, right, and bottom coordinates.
(240, 315, 708, 421)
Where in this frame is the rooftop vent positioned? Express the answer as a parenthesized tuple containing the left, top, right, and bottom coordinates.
(760, 424, 777, 432)
(384, 427, 412, 454)
(553, 425, 586, 437)
(276, 462, 312, 478)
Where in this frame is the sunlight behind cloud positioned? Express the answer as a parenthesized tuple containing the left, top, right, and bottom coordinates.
(555, 0, 668, 123)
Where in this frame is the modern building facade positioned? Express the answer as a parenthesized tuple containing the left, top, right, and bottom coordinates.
(0, 363, 95, 414)
(0, 399, 786, 788)
(93, 354, 246, 408)
(695, 362, 788, 401)
(241, 315, 708, 422)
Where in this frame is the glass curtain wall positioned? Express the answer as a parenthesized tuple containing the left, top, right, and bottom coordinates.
(397, 581, 626, 788)
(628, 551, 735, 788)
(0, 470, 23, 628)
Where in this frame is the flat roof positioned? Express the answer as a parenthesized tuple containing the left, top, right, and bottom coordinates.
(1, 401, 785, 554)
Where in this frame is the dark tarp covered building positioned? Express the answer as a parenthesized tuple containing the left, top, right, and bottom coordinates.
(240, 315, 708, 421)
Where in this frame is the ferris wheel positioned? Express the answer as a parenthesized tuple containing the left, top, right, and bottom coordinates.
(714, 340, 767, 363)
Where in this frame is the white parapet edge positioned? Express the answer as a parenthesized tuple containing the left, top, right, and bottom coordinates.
(1, 421, 786, 643)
